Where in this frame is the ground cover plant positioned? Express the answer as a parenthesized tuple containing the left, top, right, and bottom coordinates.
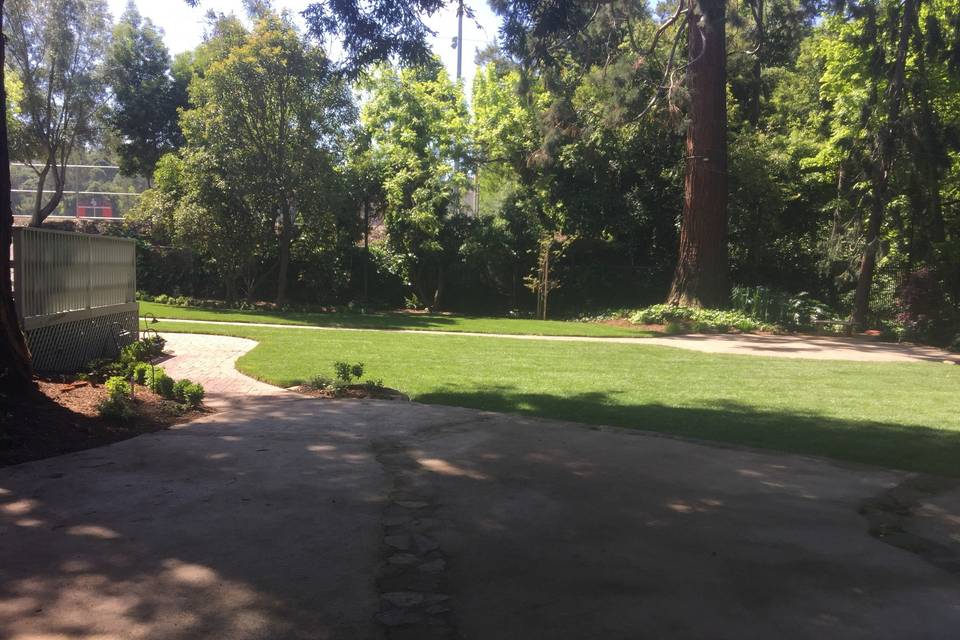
(153, 321, 960, 476)
(629, 304, 777, 334)
(138, 300, 655, 338)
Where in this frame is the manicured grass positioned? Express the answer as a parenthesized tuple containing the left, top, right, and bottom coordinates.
(139, 301, 652, 338)
(154, 320, 960, 476)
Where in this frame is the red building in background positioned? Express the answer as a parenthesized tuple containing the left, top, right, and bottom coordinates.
(76, 197, 116, 218)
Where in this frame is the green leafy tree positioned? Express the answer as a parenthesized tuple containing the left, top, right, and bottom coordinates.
(104, 1, 185, 181)
(360, 61, 470, 309)
(4, 0, 110, 226)
(178, 12, 355, 303)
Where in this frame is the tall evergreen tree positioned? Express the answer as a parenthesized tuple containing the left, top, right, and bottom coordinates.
(104, 1, 185, 181)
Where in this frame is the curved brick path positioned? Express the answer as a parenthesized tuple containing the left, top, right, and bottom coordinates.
(156, 318, 960, 364)
(157, 332, 287, 408)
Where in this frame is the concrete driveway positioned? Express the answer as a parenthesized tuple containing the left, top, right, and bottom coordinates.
(2, 334, 959, 639)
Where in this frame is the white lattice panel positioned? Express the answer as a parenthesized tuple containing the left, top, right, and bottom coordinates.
(25, 310, 139, 372)
(12, 227, 139, 372)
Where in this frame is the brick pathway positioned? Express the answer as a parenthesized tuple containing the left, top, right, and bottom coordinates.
(157, 332, 287, 408)
(157, 317, 960, 364)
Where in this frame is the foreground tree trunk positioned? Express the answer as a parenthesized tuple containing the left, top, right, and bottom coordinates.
(851, 0, 916, 328)
(0, 2, 34, 390)
(667, 0, 729, 308)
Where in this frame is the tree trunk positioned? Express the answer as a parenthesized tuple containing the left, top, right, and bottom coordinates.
(29, 156, 64, 227)
(276, 203, 293, 305)
(362, 201, 370, 302)
(432, 261, 444, 310)
(667, 0, 729, 308)
(748, 0, 763, 128)
(851, 0, 916, 328)
(0, 2, 35, 391)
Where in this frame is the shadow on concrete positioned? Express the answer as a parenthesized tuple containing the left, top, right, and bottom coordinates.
(0, 396, 392, 639)
(2, 394, 959, 639)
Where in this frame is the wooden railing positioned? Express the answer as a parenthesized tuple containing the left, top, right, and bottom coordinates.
(11, 227, 138, 371)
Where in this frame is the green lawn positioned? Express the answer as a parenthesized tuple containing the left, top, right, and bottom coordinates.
(153, 320, 960, 476)
(139, 301, 651, 338)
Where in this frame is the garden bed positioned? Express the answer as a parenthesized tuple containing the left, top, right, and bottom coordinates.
(288, 383, 409, 401)
(0, 377, 207, 467)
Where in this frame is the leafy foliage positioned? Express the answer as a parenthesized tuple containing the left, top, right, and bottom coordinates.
(629, 305, 776, 334)
(4, 0, 111, 224)
(103, 3, 186, 178)
(98, 376, 135, 420)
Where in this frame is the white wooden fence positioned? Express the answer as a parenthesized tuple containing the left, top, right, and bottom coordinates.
(12, 227, 139, 371)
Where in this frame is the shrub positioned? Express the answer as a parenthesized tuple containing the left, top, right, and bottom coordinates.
(105, 376, 131, 401)
(629, 305, 775, 334)
(133, 363, 152, 385)
(84, 357, 125, 382)
(98, 376, 135, 420)
(308, 362, 386, 396)
(333, 361, 364, 384)
(664, 320, 686, 335)
(308, 375, 333, 390)
(172, 379, 192, 403)
(364, 378, 385, 391)
(155, 375, 175, 399)
(147, 368, 175, 399)
(729, 286, 838, 330)
(182, 382, 205, 408)
(140, 335, 166, 359)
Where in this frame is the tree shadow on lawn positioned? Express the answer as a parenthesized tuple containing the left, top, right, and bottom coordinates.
(415, 386, 960, 477)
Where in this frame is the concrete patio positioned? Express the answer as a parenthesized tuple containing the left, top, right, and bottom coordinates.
(1, 334, 958, 639)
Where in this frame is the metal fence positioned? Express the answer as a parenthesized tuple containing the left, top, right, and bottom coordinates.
(12, 227, 138, 371)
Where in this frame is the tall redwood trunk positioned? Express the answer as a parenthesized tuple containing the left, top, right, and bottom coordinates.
(851, 0, 915, 328)
(0, 1, 34, 390)
(667, 0, 729, 308)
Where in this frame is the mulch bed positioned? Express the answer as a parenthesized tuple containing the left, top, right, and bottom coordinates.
(0, 377, 207, 467)
(600, 319, 666, 332)
(289, 384, 410, 401)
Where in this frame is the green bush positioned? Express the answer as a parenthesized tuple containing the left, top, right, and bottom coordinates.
(364, 378, 385, 391)
(308, 362, 385, 396)
(133, 363, 152, 385)
(333, 361, 364, 384)
(629, 304, 775, 334)
(308, 375, 333, 390)
(664, 320, 686, 335)
(730, 286, 838, 330)
(84, 357, 125, 382)
(147, 367, 175, 399)
(98, 376, 135, 420)
(182, 382, 205, 407)
(105, 376, 131, 401)
(172, 379, 192, 403)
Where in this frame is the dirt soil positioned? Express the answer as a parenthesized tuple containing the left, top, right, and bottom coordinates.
(0, 377, 206, 467)
(600, 318, 666, 332)
(290, 384, 409, 401)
